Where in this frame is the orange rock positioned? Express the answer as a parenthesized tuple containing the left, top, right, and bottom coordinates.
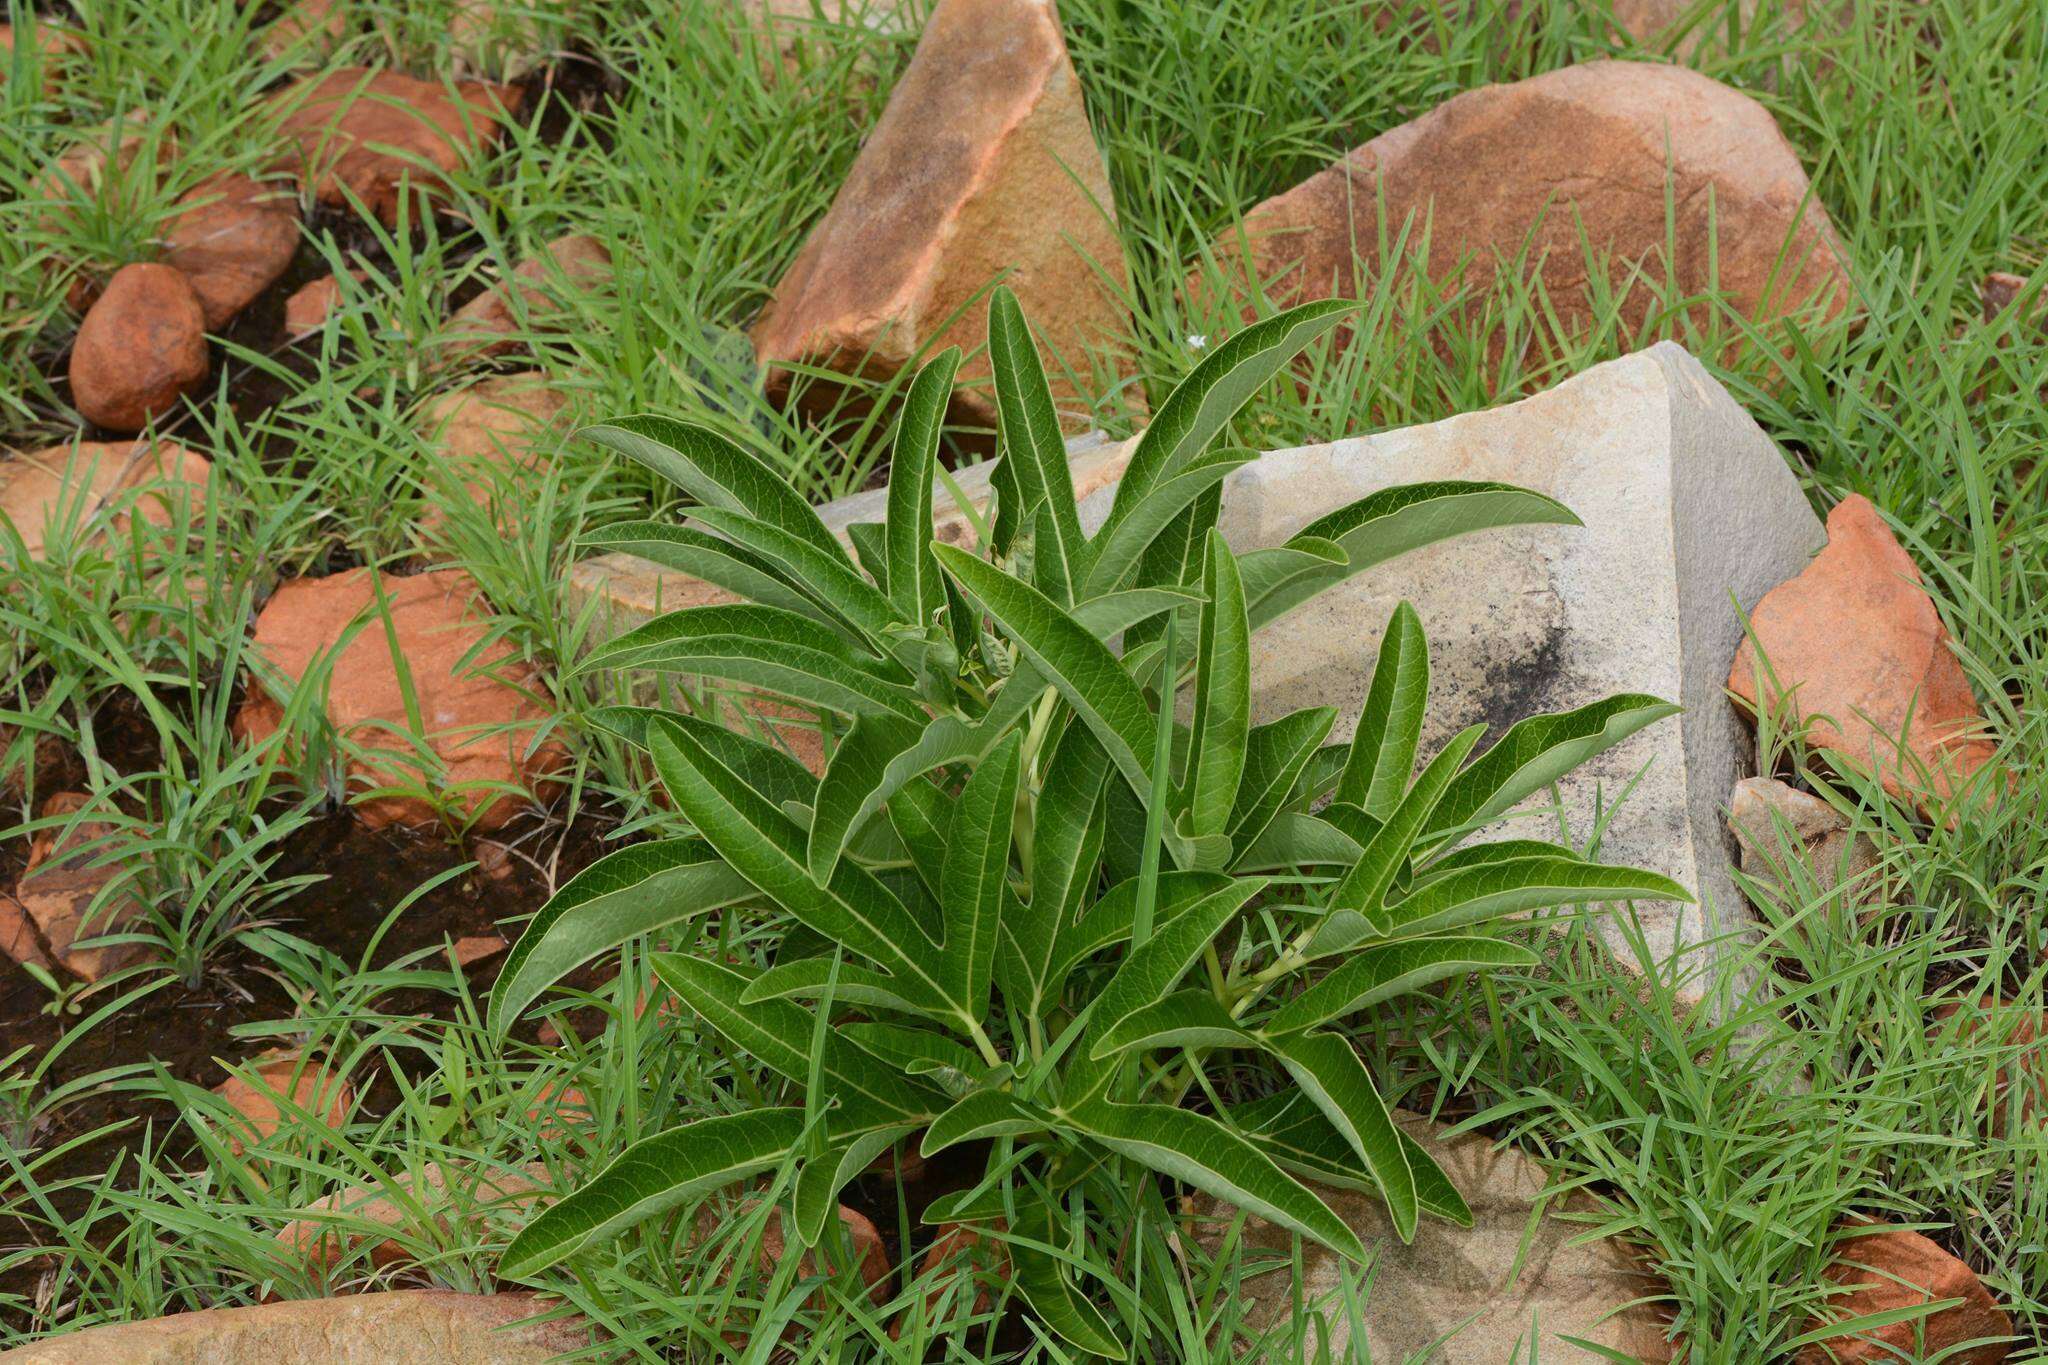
(276, 1160, 549, 1272)
(234, 568, 565, 831)
(1929, 998, 2048, 1125)
(0, 439, 211, 561)
(1200, 61, 1851, 355)
(523, 1081, 590, 1143)
(894, 1221, 1007, 1337)
(416, 372, 571, 522)
(259, 0, 349, 63)
(440, 232, 611, 362)
(1729, 495, 1997, 816)
(212, 1051, 352, 1156)
(69, 264, 211, 433)
(1800, 1225, 2012, 1365)
(0, 18, 87, 98)
(451, 932, 509, 967)
(0, 793, 148, 983)
(282, 269, 367, 339)
(753, 0, 1134, 430)
(754, 1204, 893, 1308)
(161, 173, 302, 329)
(267, 68, 519, 225)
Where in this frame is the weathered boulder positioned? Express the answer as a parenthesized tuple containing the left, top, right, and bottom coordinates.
(752, 0, 1134, 429)
(160, 173, 302, 328)
(1727, 775, 1880, 909)
(1728, 495, 1997, 817)
(0, 439, 211, 561)
(210, 1051, 352, 1157)
(234, 568, 564, 831)
(0, 793, 147, 983)
(439, 231, 611, 362)
(570, 348, 1817, 999)
(267, 68, 518, 225)
(1189, 1112, 1673, 1361)
(1799, 1225, 2012, 1365)
(1201, 61, 1852, 351)
(0, 1290, 583, 1363)
(70, 263, 211, 432)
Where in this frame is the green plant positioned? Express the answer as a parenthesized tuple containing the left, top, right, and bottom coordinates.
(485, 289, 1687, 1351)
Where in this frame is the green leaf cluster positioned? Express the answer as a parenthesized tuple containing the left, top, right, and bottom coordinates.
(489, 291, 1688, 1353)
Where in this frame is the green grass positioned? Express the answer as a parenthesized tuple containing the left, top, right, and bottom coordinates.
(2, 0, 2045, 1358)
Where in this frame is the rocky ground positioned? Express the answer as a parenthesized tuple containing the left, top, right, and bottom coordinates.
(0, 0, 2043, 1361)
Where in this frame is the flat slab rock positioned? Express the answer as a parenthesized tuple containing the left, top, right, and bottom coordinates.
(572, 347, 1821, 1001)
(1190, 1113, 1673, 1361)
(0, 1290, 582, 1363)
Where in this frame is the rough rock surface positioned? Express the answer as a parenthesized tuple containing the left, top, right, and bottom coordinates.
(282, 270, 363, 339)
(268, 68, 517, 225)
(572, 349, 1814, 1000)
(276, 1160, 548, 1271)
(69, 263, 211, 432)
(211, 1051, 352, 1156)
(1727, 776, 1880, 904)
(234, 568, 563, 831)
(752, 0, 1133, 428)
(1728, 494, 1996, 816)
(1190, 1112, 1673, 1361)
(1204, 61, 1851, 347)
(0, 439, 211, 561)
(161, 173, 302, 328)
(0, 1290, 583, 1363)
(417, 372, 570, 519)
(0, 793, 147, 983)
(1800, 1225, 2012, 1365)
(441, 232, 611, 361)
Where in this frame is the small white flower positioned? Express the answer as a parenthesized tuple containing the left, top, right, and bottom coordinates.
(1187, 333, 1209, 350)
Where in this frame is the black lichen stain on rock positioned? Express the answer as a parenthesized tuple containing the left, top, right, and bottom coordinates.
(1465, 615, 1574, 754)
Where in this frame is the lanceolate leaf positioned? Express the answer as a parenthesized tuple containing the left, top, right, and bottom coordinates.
(941, 732, 1022, 1022)
(806, 714, 923, 885)
(1327, 724, 1485, 930)
(1264, 936, 1540, 1034)
(588, 706, 818, 811)
(1091, 988, 1245, 1055)
(579, 522, 824, 624)
(921, 1088, 1046, 1156)
(1227, 708, 1338, 855)
(1183, 532, 1250, 840)
(737, 957, 936, 1016)
(683, 506, 901, 643)
(1067, 1101, 1366, 1262)
(648, 721, 949, 1010)
(886, 348, 962, 625)
(1082, 449, 1252, 598)
(488, 838, 755, 1036)
(1231, 811, 1365, 871)
(652, 953, 936, 1123)
(1110, 300, 1357, 517)
(1422, 695, 1681, 842)
(1263, 1031, 1418, 1242)
(935, 545, 1156, 795)
(989, 287, 1085, 602)
(583, 603, 922, 721)
(1383, 857, 1692, 937)
(842, 1022, 985, 1096)
(1335, 603, 1429, 819)
(502, 1109, 806, 1277)
(584, 415, 848, 565)
(1072, 587, 1204, 641)
(1235, 1093, 1469, 1223)
(1253, 482, 1581, 627)
(1009, 1205, 1128, 1359)
(1046, 871, 1229, 1006)
(1088, 879, 1266, 1059)
(1239, 538, 1348, 629)
(796, 1127, 914, 1248)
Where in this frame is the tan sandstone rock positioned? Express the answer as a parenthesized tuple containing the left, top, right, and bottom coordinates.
(1800, 1225, 2012, 1365)
(1202, 61, 1852, 355)
(1190, 1111, 1673, 1361)
(1727, 776, 1880, 905)
(268, 68, 518, 225)
(753, 0, 1134, 429)
(0, 1289, 583, 1363)
(1728, 495, 1997, 817)
(69, 263, 211, 432)
(275, 1160, 549, 1272)
(234, 568, 563, 831)
(0, 793, 148, 983)
(0, 439, 211, 561)
(439, 232, 612, 363)
(211, 1051, 353, 1157)
(161, 173, 302, 329)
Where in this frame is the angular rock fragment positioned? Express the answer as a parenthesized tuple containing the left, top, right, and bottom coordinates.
(439, 232, 611, 363)
(1727, 776, 1880, 905)
(0, 439, 211, 561)
(160, 173, 302, 328)
(259, 0, 349, 63)
(234, 568, 563, 831)
(69, 263, 211, 432)
(753, 0, 1134, 428)
(1190, 1112, 1673, 1361)
(275, 1159, 549, 1271)
(211, 1051, 353, 1156)
(267, 68, 518, 225)
(1728, 495, 1997, 817)
(1800, 1225, 2012, 1365)
(1202, 61, 1852, 352)
(416, 371, 571, 523)
(282, 268, 366, 338)
(0, 793, 148, 983)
